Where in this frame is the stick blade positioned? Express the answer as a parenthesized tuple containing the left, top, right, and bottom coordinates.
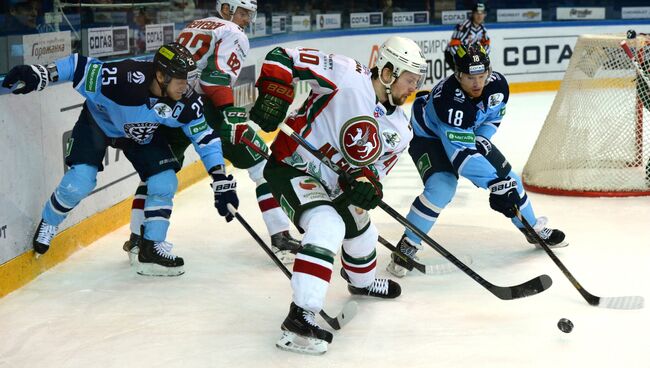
(336, 301, 358, 328)
(491, 274, 553, 300)
(598, 296, 644, 310)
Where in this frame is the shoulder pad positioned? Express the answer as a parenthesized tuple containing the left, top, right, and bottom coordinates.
(174, 93, 205, 124)
(484, 72, 510, 105)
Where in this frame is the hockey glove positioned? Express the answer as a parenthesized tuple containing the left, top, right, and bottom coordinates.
(2, 64, 53, 94)
(339, 167, 383, 210)
(220, 106, 255, 145)
(211, 171, 239, 222)
(487, 177, 520, 218)
(249, 78, 294, 132)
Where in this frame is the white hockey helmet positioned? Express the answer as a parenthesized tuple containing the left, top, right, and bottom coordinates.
(376, 36, 427, 89)
(217, 0, 258, 22)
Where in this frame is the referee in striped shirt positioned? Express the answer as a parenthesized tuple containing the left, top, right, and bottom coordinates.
(444, 2, 490, 71)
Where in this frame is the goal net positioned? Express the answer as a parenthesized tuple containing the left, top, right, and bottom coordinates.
(522, 33, 650, 197)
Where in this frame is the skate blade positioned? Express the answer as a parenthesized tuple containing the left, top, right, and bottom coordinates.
(534, 240, 569, 249)
(136, 262, 184, 277)
(276, 331, 328, 355)
(127, 247, 140, 266)
(386, 260, 408, 278)
(274, 250, 295, 265)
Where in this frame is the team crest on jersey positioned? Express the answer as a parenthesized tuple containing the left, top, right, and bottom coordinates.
(488, 93, 504, 108)
(373, 104, 386, 118)
(454, 88, 465, 103)
(124, 122, 160, 144)
(127, 71, 145, 84)
(340, 116, 382, 166)
(381, 129, 401, 150)
(153, 103, 173, 118)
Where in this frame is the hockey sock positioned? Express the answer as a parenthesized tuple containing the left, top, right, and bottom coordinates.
(256, 182, 289, 235)
(143, 170, 177, 242)
(129, 181, 147, 235)
(404, 172, 455, 244)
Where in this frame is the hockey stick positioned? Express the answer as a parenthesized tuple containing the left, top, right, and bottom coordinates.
(226, 204, 358, 329)
(516, 209, 644, 309)
(239, 136, 466, 276)
(277, 122, 553, 300)
(377, 235, 473, 275)
(620, 40, 650, 90)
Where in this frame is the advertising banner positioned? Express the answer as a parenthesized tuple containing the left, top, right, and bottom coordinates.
(350, 12, 383, 28)
(622, 7, 650, 19)
(316, 14, 341, 30)
(22, 31, 71, 65)
(497, 8, 543, 22)
(392, 11, 429, 26)
(441, 10, 468, 25)
(272, 15, 288, 34)
(291, 15, 311, 32)
(144, 23, 175, 52)
(557, 7, 605, 20)
(86, 26, 129, 57)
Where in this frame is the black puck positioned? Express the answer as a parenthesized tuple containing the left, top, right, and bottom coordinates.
(557, 318, 573, 333)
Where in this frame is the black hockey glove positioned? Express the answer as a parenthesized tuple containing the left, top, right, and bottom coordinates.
(249, 78, 294, 132)
(210, 169, 239, 222)
(2, 64, 53, 94)
(339, 167, 383, 210)
(487, 177, 520, 218)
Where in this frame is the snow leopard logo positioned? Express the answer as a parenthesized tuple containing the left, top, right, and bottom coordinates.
(124, 122, 160, 144)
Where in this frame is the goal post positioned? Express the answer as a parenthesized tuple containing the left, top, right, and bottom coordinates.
(522, 33, 650, 197)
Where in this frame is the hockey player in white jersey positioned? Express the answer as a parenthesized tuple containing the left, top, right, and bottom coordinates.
(245, 37, 427, 354)
(387, 44, 568, 278)
(124, 0, 301, 266)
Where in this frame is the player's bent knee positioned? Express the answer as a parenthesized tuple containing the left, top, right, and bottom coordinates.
(299, 205, 345, 254)
(342, 223, 378, 257)
(423, 172, 457, 207)
(247, 160, 266, 185)
(146, 170, 178, 198)
(65, 164, 98, 197)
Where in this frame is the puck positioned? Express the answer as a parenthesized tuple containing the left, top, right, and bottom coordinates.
(557, 318, 573, 333)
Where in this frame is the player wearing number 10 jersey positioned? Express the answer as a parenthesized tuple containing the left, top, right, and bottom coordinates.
(123, 0, 301, 266)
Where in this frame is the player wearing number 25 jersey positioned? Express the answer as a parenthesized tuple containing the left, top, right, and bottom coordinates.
(123, 0, 301, 267)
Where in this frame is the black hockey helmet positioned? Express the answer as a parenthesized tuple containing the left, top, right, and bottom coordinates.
(472, 2, 486, 14)
(454, 43, 490, 75)
(153, 42, 197, 81)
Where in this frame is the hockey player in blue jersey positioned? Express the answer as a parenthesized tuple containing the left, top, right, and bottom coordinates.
(2, 42, 239, 276)
(386, 44, 567, 277)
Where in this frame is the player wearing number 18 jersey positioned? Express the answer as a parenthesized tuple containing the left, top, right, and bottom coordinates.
(387, 44, 568, 278)
(124, 0, 301, 266)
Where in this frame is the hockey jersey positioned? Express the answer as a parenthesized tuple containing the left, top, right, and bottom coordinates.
(55, 54, 224, 171)
(411, 71, 509, 181)
(177, 17, 249, 107)
(263, 47, 412, 198)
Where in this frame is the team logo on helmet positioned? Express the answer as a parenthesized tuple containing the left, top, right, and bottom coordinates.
(340, 116, 382, 166)
(124, 122, 160, 144)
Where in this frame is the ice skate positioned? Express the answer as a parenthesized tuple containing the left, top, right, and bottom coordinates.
(341, 268, 401, 299)
(136, 239, 184, 276)
(270, 231, 301, 264)
(520, 217, 568, 249)
(33, 219, 58, 257)
(122, 233, 141, 265)
(386, 235, 421, 277)
(276, 302, 333, 355)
